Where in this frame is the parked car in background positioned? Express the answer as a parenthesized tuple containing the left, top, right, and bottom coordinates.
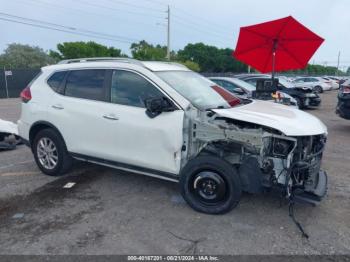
(278, 76, 293, 83)
(243, 76, 321, 109)
(322, 77, 339, 90)
(18, 58, 328, 214)
(293, 77, 332, 93)
(339, 77, 349, 87)
(233, 73, 271, 80)
(208, 77, 298, 108)
(234, 73, 270, 81)
(336, 79, 350, 120)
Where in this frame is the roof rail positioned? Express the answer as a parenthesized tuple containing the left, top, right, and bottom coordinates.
(57, 57, 144, 66)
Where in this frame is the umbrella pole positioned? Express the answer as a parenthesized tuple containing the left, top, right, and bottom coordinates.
(272, 39, 278, 81)
(272, 52, 276, 80)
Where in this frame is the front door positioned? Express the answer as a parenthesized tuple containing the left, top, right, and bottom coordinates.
(98, 69, 184, 175)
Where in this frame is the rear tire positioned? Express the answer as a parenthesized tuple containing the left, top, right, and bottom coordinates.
(180, 156, 242, 214)
(32, 128, 72, 176)
(314, 86, 323, 93)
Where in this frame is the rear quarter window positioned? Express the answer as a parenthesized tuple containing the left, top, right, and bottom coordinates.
(47, 71, 68, 93)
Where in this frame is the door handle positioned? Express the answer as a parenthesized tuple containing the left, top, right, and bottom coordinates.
(103, 114, 119, 120)
(52, 104, 64, 110)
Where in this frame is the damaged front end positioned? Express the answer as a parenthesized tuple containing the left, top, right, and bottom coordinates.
(0, 119, 21, 151)
(183, 109, 328, 204)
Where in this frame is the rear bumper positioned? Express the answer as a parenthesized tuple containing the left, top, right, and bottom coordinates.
(336, 97, 350, 119)
(322, 85, 332, 91)
(17, 120, 30, 141)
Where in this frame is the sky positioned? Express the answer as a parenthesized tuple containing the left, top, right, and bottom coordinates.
(1, 0, 350, 70)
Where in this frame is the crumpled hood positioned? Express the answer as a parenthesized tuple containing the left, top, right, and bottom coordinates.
(213, 100, 327, 136)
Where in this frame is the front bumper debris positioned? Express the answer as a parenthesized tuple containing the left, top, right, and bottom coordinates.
(293, 170, 328, 206)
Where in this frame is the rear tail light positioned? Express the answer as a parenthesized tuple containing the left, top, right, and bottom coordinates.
(20, 86, 32, 103)
(343, 86, 350, 94)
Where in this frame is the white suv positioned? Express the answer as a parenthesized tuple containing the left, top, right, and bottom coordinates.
(18, 58, 328, 214)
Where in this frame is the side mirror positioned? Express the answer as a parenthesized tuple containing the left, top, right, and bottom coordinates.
(233, 88, 245, 95)
(144, 97, 176, 118)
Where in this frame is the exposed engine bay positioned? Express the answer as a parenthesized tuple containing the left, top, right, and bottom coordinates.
(181, 108, 328, 237)
(182, 108, 327, 204)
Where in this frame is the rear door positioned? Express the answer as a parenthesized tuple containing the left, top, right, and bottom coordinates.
(47, 69, 112, 157)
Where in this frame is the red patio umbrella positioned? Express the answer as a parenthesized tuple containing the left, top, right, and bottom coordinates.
(233, 16, 324, 78)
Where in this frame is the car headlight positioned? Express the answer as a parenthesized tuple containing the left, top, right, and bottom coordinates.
(267, 138, 295, 158)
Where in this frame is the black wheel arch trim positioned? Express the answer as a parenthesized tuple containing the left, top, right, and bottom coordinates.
(29, 120, 65, 147)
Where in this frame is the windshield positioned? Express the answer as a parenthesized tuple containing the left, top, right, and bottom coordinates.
(156, 71, 240, 110)
(278, 78, 294, 88)
(230, 78, 256, 92)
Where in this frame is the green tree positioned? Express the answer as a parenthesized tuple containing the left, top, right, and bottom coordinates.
(179, 60, 201, 72)
(49, 41, 126, 61)
(288, 64, 345, 76)
(177, 43, 247, 73)
(346, 67, 350, 75)
(0, 43, 55, 69)
(130, 40, 171, 61)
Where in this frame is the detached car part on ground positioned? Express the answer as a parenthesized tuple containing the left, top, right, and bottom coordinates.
(0, 119, 21, 150)
(336, 80, 350, 120)
(18, 59, 328, 222)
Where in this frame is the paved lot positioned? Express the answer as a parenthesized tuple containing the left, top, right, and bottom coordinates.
(0, 93, 349, 255)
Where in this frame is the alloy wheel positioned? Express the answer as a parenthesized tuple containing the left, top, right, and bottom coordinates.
(36, 137, 58, 170)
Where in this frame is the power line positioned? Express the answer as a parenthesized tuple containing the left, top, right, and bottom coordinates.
(102, 0, 165, 13)
(16, 0, 158, 28)
(75, 0, 165, 19)
(0, 16, 136, 44)
(173, 16, 233, 42)
(11, 0, 234, 48)
(139, 0, 168, 7)
(172, 7, 233, 34)
(0, 12, 139, 42)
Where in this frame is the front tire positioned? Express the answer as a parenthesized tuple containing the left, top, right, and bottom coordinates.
(32, 128, 72, 176)
(180, 156, 242, 214)
(294, 97, 304, 109)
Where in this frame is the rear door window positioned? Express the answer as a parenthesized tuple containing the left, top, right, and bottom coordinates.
(65, 69, 107, 101)
(246, 79, 258, 87)
(47, 71, 67, 93)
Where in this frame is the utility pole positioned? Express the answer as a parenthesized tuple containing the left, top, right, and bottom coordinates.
(166, 5, 170, 60)
(336, 51, 340, 76)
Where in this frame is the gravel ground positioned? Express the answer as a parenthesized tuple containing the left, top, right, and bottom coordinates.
(0, 93, 349, 255)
